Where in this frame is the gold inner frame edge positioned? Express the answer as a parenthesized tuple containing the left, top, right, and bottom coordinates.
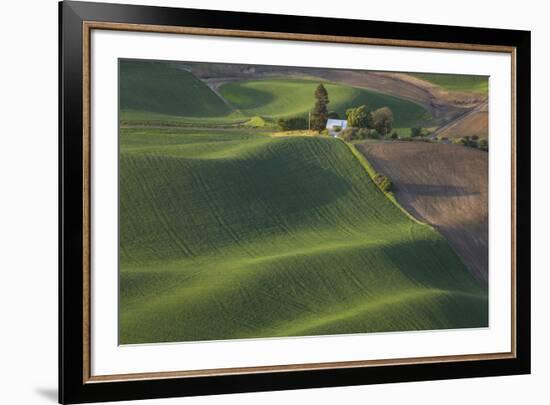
(81, 21, 517, 384)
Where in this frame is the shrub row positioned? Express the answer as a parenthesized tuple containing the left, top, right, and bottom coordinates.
(339, 127, 383, 141)
(277, 117, 308, 131)
(453, 135, 488, 151)
(374, 174, 393, 192)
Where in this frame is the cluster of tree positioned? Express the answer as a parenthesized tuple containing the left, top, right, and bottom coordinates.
(410, 126, 424, 137)
(374, 173, 392, 193)
(346, 105, 373, 128)
(372, 107, 394, 136)
(339, 127, 382, 141)
(309, 85, 395, 137)
(453, 135, 488, 151)
(277, 116, 308, 131)
(478, 138, 489, 151)
(345, 105, 395, 136)
(411, 126, 436, 138)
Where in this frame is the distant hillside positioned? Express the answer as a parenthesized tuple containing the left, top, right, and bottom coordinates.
(119, 59, 232, 117)
(119, 60, 429, 128)
(410, 73, 489, 94)
(219, 78, 428, 127)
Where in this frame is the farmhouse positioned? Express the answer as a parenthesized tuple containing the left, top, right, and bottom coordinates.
(326, 118, 347, 137)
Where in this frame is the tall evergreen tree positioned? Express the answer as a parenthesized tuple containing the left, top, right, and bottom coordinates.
(311, 84, 329, 132)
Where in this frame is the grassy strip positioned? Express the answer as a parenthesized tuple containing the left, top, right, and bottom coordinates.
(341, 139, 429, 227)
(121, 119, 253, 129)
(270, 130, 328, 137)
(120, 116, 278, 130)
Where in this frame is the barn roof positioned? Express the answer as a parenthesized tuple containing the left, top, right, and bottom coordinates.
(326, 119, 347, 127)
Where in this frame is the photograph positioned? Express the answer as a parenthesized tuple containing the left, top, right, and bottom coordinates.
(118, 59, 489, 345)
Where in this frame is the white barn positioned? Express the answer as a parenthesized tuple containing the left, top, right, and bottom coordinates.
(326, 119, 348, 137)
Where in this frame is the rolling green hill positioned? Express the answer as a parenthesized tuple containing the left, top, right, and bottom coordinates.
(120, 59, 233, 117)
(119, 128, 487, 344)
(219, 78, 428, 127)
(119, 60, 429, 128)
(410, 73, 489, 94)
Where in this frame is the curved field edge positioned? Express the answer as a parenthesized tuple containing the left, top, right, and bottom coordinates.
(119, 128, 488, 344)
(119, 60, 233, 117)
(218, 77, 429, 127)
(119, 62, 430, 129)
(342, 140, 429, 226)
(356, 141, 489, 283)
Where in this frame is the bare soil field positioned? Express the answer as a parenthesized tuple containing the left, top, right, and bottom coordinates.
(357, 142, 488, 283)
(433, 102, 488, 139)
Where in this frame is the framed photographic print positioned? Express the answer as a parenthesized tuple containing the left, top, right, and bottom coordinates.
(59, 1, 531, 403)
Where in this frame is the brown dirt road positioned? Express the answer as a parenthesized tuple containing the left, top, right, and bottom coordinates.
(357, 142, 488, 284)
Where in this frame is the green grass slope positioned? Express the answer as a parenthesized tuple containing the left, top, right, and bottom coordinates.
(119, 128, 487, 344)
(219, 78, 428, 127)
(120, 59, 233, 117)
(119, 61, 429, 128)
(410, 73, 489, 94)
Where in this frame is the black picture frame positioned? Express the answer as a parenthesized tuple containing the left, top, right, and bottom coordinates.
(59, 1, 531, 403)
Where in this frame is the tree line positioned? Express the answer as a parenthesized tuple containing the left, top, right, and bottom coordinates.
(277, 83, 395, 138)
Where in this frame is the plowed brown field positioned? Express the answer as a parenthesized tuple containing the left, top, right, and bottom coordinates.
(357, 142, 488, 284)
(434, 102, 488, 139)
